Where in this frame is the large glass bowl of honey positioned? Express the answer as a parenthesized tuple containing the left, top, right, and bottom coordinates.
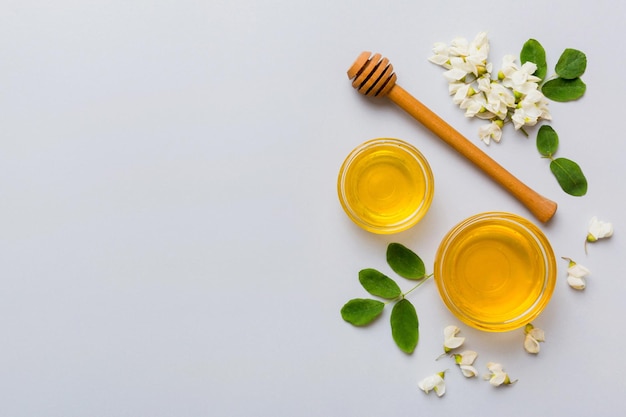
(434, 212, 556, 332)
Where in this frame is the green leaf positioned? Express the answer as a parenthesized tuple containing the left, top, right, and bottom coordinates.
(536, 125, 559, 157)
(358, 269, 402, 299)
(555, 48, 587, 79)
(340, 298, 385, 326)
(542, 77, 586, 102)
(550, 157, 588, 196)
(520, 39, 547, 80)
(390, 299, 419, 354)
(386, 243, 425, 280)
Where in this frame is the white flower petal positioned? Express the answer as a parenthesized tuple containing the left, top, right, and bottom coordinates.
(443, 325, 460, 339)
(529, 328, 545, 342)
(448, 81, 463, 95)
(449, 37, 469, 57)
(418, 373, 446, 397)
(524, 334, 540, 354)
(446, 337, 465, 349)
(489, 372, 507, 386)
(485, 363, 512, 386)
(588, 217, 614, 240)
(443, 325, 465, 351)
(568, 263, 591, 278)
(459, 350, 478, 365)
(443, 67, 468, 82)
(434, 380, 446, 397)
(478, 121, 502, 145)
(486, 362, 503, 373)
(460, 365, 478, 378)
(567, 274, 586, 290)
(418, 374, 437, 392)
(452, 84, 471, 104)
(460, 94, 487, 118)
(428, 55, 449, 66)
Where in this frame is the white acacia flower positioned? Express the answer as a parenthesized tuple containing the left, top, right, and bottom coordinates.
(447, 32, 489, 63)
(443, 325, 465, 353)
(428, 42, 453, 67)
(450, 82, 473, 104)
(563, 257, 591, 290)
(523, 323, 545, 354)
(587, 217, 614, 243)
(448, 36, 470, 57)
(485, 82, 515, 119)
(512, 63, 542, 95)
(431, 32, 491, 82)
(500, 56, 542, 96)
(478, 120, 503, 145)
(497, 54, 518, 80)
(484, 362, 516, 386)
(459, 92, 489, 118)
(418, 371, 446, 397)
(465, 32, 490, 70)
(511, 89, 551, 130)
(452, 350, 478, 377)
(443, 57, 476, 82)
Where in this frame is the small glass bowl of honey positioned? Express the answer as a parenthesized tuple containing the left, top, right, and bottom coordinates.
(337, 138, 434, 234)
(434, 212, 556, 332)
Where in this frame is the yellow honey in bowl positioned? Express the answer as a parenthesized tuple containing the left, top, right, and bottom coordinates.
(338, 138, 434, 234)
(434, 212, 556, 332)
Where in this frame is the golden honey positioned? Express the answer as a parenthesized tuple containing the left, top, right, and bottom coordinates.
(434, 212, 556, 332)
(338, 138, 434, 234)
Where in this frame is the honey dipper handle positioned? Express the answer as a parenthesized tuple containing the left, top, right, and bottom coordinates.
(388, 85, 557, 223)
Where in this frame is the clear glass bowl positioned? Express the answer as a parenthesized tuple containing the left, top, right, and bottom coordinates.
(434, 212, 556, 332)
(337, 138, 434, 234)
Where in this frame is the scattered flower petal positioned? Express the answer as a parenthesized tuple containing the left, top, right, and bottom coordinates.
(459, 364, 479, 378)
(562, 257, 590, 290)
(453, 350, 478, 365)
(443, 325, 465, 353)
(586, 217, 613, 252)
(418, 371, 446, 397)
(523, 323, 545, 354)
(484, 362, 516, 386)
(452, 350, 479, 377)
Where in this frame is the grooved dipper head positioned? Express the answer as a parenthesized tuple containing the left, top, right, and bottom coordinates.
(347, 51, 397, 97)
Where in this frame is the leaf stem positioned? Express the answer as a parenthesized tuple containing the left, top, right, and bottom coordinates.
(540, 73, 558, 87)
(402, 274, 433, 298)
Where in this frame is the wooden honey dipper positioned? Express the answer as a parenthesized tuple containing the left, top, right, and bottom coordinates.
(347, 51, 558, 223)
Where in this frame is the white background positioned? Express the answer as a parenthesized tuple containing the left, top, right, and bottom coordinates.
(1, 0, 625, 415)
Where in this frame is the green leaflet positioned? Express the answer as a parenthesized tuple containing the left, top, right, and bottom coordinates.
(340, 298, 385, 326)
(521, 39, 547, 80)
(542, 77, 586, 102)
(555, 48, 587, 79)
(521, 42, 587, 102)
(523, 44, 589, 195)
(386, 243, 425, 280)
(536, 125, 559, 157)
(550, 157, 588, 196)
(535, 126, 588, 196)
(341, 243, 430, 354)
(390, 299, 419, 354)
(358, 269, 401, 299)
